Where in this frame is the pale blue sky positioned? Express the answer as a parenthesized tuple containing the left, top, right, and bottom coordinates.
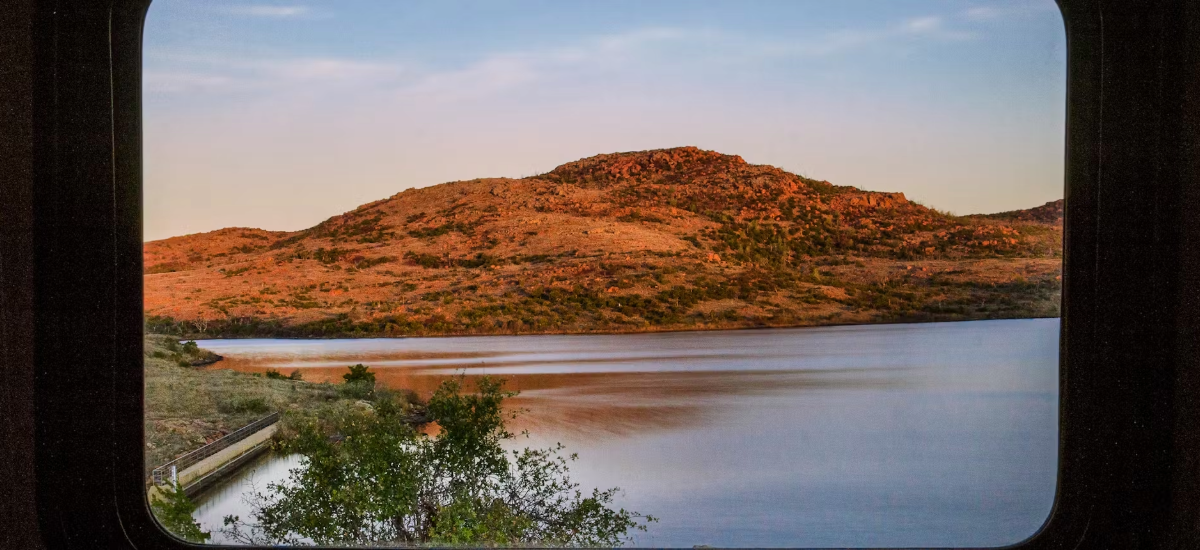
(143, 0, 1066, 241)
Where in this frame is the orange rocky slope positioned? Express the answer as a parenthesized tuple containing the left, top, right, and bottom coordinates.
(144, 147, 1062, 338)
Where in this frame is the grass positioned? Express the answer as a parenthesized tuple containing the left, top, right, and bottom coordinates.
(142, 335, 420, 478)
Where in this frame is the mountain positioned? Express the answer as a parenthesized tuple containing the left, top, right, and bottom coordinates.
(144, 147, 1062, 338)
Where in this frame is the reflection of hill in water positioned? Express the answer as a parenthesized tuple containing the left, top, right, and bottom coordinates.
(507, 369, 912, 439)
(193, 319, 1060, 547)
(203, 319, 1057, 440)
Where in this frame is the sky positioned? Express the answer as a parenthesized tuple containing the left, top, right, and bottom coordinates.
(143, 0, 1066, 242)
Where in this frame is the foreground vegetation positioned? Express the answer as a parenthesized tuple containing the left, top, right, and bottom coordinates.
(150, 480, 211, 544)
(221, 376, 652, 546)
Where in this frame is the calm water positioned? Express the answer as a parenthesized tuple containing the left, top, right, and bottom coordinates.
(192, 318, 1059, 547)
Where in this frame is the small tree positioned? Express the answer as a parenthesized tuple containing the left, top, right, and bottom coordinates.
(288, 369, 303, 381)
(342, 363, 375, 385)
(221, 376, 652, 546)
(150, 480, 210, 543)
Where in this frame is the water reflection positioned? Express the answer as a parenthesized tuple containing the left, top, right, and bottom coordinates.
(194, 319, 1059, 547)
(192, 452, 304, 539)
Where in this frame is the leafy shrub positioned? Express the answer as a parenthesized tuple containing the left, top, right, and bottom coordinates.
(618, 212, 665, 224)
(218, 396, 270, 414)
(222, 266, 252, 278)
(312, 247, 349, 264)
(353, 255, 397, 269)
(264, 369, 287, 380)
(405, 251, 444, 268)
(145, 261, 190, 274)
(150, 480, 210, 543)
(288, 370, 303, 381)
(220, 377, 652, 546)
(371, 385, 418, 410)
(408, 220, 480, 238)
(343, 364, 376, 385)
(455, 253, 501, 268)
(338, 380, 375, 400)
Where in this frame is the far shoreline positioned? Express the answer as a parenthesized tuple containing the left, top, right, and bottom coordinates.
(170, 313, 1063, 342)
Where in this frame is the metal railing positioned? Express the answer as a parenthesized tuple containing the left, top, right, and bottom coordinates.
(151, 412, 280, 486)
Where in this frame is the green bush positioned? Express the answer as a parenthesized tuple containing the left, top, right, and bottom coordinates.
(338, 380, 375, 400)
(371, 385, 417, 411)
(343, 363, 376, 385)
(264, 369, 287, 380)
(404, 251, 444, 268)
(218, 397, 270, 414)
(288, 370, 303, 381)
(220, 377, 652, 546)
(150, 480, 210, 543)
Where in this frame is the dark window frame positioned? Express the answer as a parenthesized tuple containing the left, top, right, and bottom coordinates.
(18, 0, 1200, 548)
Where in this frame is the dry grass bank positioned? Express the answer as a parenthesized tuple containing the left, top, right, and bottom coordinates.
(142, 334, 418, 477)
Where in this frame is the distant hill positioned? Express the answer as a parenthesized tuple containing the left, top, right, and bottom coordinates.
(144, 147, 1062, 338)
(971, 199, 1064, 225)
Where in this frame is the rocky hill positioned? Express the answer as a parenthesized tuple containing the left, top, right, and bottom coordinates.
(971, 199, 1065, 225)
(144, 147, 1062, 338)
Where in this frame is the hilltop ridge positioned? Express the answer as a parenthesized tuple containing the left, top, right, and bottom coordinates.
(144, 147, 1062, 338)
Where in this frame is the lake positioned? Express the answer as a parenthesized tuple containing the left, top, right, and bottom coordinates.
(191, 318, 1059, 548)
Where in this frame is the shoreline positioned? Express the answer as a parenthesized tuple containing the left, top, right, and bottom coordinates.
(168, 311, 1061, 342)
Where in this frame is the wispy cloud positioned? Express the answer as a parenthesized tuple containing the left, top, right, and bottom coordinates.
(144, 8, 990, 103)
(146, 26, 694, 103)
(903, 16, 942, 33)
(594, 27, 691, 52)
(145, 52, 404, 95)
(754, 14, 976, 59)
(267, 57, 402, 81)
(226, 5, 311, 18)
(961, 2, 1060, 22)
(146, 3, 1060, 102)
(963, 6, 1005, 21)
(396, 55, 541, 103)
(394, 27, 694, 103)
(144, 71, 236, 94)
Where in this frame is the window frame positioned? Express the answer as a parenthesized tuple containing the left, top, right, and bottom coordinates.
(23, 0, 1196, 548)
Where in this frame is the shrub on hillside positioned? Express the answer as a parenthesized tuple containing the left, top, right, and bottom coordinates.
(338, 380, 375, 400)
(217, 396, 270, 415)
(343, 363, 376, 385)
